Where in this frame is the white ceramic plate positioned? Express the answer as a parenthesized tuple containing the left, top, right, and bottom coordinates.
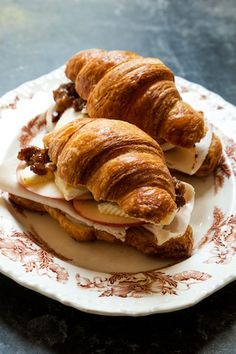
(0, 67, 235, 316)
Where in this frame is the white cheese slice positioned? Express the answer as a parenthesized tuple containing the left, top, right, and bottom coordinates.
(98, 202, 131, 218)
(54, 173, 89, 201)
(46, 105, 88, 132)
(19, 165, 53, 186)
(164, 123, 213, 175)
(97, 201, 176, 226)
(55, 107, 88, 130)
(144, 183, 195, 245)
(17, 164, 63, 199)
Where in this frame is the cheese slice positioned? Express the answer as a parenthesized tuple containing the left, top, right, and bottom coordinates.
(98, 202, 131, 218)
(56, 107, 88, 130)
(144, 183, 194, 245)
(164, 123, 213, 175)
(54, 173, 89, 201)
(97, 201, 176, 226)
(19, 165, 54, 186)
(46, 104, 88, 132)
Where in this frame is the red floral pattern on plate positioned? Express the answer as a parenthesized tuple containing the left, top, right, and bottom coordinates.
(19, 113, 46, 147)
(0, 95, 20, 110)
(198, 207, 236, 264)
(76, 270, 211, 298)
(0, 216, 69, 283)
(214, 136, 236, 193)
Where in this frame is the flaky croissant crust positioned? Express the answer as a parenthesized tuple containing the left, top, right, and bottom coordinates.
(43, 118, 177, 224)
(65, 49, 205, 148)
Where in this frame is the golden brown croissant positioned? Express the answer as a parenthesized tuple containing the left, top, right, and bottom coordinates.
(65, 49, 205, 148)
(10, 118, 194, 258)
(43, 117, 177, 224)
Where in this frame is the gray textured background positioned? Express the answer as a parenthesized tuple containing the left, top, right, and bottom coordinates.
(1, 0, 236, 104)
(0, 0, 236, 353)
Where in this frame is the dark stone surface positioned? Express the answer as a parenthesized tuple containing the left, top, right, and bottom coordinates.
(0, 274, 236, 354)
(0, 0, 235, 353)
(1, 0, 236, 105)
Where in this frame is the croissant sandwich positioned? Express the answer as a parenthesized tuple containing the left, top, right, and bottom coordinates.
(46, 48, 222, 176)
(2, 117, 195, 258)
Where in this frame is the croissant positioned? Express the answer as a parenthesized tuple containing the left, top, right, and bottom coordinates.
(10, 117, 194, 258)
(62, 49, 222, 176)
(43, 117, 177, 224)
(65, 49, 205, 148)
